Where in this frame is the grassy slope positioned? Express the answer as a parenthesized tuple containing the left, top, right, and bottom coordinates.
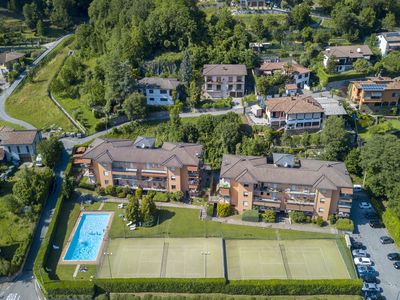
(0, 119, 26, 130)
(5, 43, 76, 131)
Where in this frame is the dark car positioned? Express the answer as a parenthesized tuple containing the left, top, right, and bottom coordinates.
(387, 253, 400, 261)
(369, 220, 384, 228)
(362, 274, 378, 283)
(394, 261, 400, 269)
(352, 241, 365, 250)
(364, 291, 381, 300)
(380, 236, 394, 244)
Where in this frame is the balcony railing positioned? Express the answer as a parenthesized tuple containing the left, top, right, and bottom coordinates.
(112, 167, 137, 173)
(142, 169, 167, 175)
(285, 189, 316, 196)
(287, 199, 314, 206)
(339, 201, 352, 208)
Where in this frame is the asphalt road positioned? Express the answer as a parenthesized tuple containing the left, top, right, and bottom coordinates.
(351, 191, 400, 300)
(0, 35, 70, 129)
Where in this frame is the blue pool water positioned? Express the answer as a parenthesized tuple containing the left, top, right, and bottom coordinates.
(64, 213, 111, 261)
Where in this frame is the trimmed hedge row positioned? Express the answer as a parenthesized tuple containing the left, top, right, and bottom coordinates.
(241, 210, 260, 222)
(45, 280, 94, 296)
(91, 278, 361, 296)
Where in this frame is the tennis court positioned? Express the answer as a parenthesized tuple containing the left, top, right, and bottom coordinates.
(97, 238, 224, 278)
(226, 239, 351, 280)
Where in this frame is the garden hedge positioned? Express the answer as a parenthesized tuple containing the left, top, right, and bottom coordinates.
(45, 280, 94, 296)
(241, 210, 259, 222)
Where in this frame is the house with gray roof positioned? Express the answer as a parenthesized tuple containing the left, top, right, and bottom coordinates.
(0, 127, 41, 162)
(82, 138, 203, 195)
(202, 64, 247, 99)
(214, 153, 353, 220)
(138, 77, 181, 106)
(378, 32, 400, 56)
(323, 45, 372, 73)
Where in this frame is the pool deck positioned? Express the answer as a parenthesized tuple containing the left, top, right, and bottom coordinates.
(59, 210, 114, 265)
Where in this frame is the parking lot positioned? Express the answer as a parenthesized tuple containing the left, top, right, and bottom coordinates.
(351, 191, 400, 300)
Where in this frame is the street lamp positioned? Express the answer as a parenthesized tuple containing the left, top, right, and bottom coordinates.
(201, 251, 210, 278)
(104, 252, 113, 278)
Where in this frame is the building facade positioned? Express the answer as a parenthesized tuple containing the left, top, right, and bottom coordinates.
(0, 127, 41, 162)
(378, 32, 400, 56)
(82, 138, 203, 196)
(138, 77, 181, 106)
(323, 45, 372, 73)
(237, 0, 266, 8)
(259, 61, 311, 89)
(202, 64, 247, 99)
(214, 153, 353, 220)
(264, 95, 324, 131)
(350, 77, 400, 112)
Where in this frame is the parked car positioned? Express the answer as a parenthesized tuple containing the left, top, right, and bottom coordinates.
(352, 249, 368, 257)
(369, 220, 384, 228)
(362, 274, 378, 283)
(338, 211, 350, 218)
(359, 202, 372, 209)
(351, 240, 365, 250)
(357, 265, 376, 275)
(363, 291, 381, 300)
(394, 261, 400, 269)
(362, 283, 380, 292)
(354, 257, 373, 266)
(380, 236, 394, 244)
(387, 253, 400, 261)
(353, 184, 363, 192)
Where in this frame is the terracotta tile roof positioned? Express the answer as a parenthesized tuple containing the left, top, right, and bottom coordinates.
(285, 83, 298, 90)
(0, 129, 39, 145)
(265, 95, 324, 114)
(82, 138, 203, 167)
(324, 45, 372, 59)
(352, 77, 400, 91)
(260, 62, 311, 75)
(138, 77, 181, 90)
(0, 51, 26, 65)
(202, 64, 247, 76)
(220, 154, 353, 189)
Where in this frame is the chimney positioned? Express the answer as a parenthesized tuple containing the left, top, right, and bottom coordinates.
(357, 48, 361, 53)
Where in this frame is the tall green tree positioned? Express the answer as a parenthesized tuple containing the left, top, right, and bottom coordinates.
(141, 195, 157, 227)
(291, 3, 312, 30)
(320, 116, 349, 161)
(180, 49, 192, 85)
(122, 92, 147, 121)
(37, 137, 63, 168)
(23, 2, 40, 29)
(126, 195, 141, 224)
(382, 12, 396, 31)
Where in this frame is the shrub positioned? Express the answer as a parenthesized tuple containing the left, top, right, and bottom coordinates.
(328, 214, 337, 225)
(96, 186, 105, 196)
(95, 121, 107, 132)
(262, 210, 276, 223)
(169, 191, 184, 202)
(0, 257, 10, 276)
(289, 211, 308, 223)
(206, 204, 214, 217)
(45, 280, 94, 296)
(78, 181, 95, 191)
(217, 203, 232, 217)
(115, 186, 124, 194)
(104, 185, 116, 196)
(241, 210, 259, 222)
(335, 219, 354, 232)
(382, 208, 400, 247)
(316, 216, 324, 227)
(153, 192, 169, 202)
(117, 192, 127, 198)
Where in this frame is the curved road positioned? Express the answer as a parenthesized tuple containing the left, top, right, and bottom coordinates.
(0, 35, 71, 130)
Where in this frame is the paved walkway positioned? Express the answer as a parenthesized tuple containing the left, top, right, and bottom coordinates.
(0, 34, 71, 129)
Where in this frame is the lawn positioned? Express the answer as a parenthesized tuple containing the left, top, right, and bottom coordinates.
(110, 295, 362, 300)
(317, 67, 367, 87)
(0, 119, 26, 130)
(5, 39, 76, 131)
(358, 119, 400, 141)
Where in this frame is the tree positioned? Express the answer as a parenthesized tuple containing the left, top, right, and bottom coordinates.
(326, 56, 338, 74)
(180, 49, 192, 85)
(36, 20, 45, 36)
(125, 195, 140, 224)
(359, 7, 376, 33)
(51, 0, 73, 29)
(378, 51, 400, 76)
(353, 59, 369, 73)
(122, 92, 147, 121)
(37, 137, 63, 168)
(217, 203, 232, 217)
(345, 148, 362, 177)
(291, 3, 312, 30)
(188, 80, 201, 109)
(141, 195, 157, 227)
(0, 257, 10, 276)
(382, 12, 396, 31)
(320, 116, 349, 161)
(23, 3, 39, 29)
(250, 15, 265, 39)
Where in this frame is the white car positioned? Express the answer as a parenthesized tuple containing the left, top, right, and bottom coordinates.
(353, 184, 363, 192)
(362, 283, 380, 292)
(359, 202, 372, 209)
(354, 257, 372, 266)
(352, 249, 368, 258)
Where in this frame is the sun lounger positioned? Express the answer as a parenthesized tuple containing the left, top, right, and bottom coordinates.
(129, 226, 136, 231)
(127, 221, 133, 226)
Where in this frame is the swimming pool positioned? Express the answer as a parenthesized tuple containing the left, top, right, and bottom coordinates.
(63, 212, 112, 262)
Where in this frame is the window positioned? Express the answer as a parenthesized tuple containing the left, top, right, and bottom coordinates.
(171, 185, 176, 190)
(291, 185, 297, 191)
(296, 123, 304, 128)
(171, 167, 176, 171)
(101, 163, 108, 168)
(237, 76, 243, 82)
(320, 198, 325, 203)
(244, 184, 249, 188)
(17, 146, 21, 153)
(243, 192, 249, 197)
(216, 85, 221, 91)
(305, 73, 309, 77)
(304, 122, 311, 127)
(171, 176, 176, 181)
(243, 201, 249, 207)
(7, 146, 10, 152)
(103, 171, 109, 176)
(216, 76, 221, 82)
(392, 92, 397, 97)
(207, 84, 213, 90)
(207, 76, 212, 82)
(149, 98, 155, 101)
(312, 122, 320, 126)
(228, 84, 233, 90)
(236, 84, 242, 90)
(318, 208, 325, 212)
(149, 89, 154, 94)
(160, 89, 167, 94)
(160, 98, 168, 102)
(298, 75, 302, 79)
(105, 180, 109, 185)
(228, 76, 233, 82)
(26, 146, 30, 153)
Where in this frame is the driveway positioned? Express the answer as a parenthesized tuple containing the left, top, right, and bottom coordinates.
(351, 191, 400, 300)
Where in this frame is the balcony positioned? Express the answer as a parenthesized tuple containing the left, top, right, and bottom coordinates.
(188, 172, 199, 178)
(141, 169, 167, 176)
(286, 202, 315, 212)
(285, 189, 316, 196)
(254, 197, 281, 208)
(112, 167, 137, 173)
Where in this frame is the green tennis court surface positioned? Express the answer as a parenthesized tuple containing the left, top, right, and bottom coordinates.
(226, 239, 351, 280)
(97, 238, 224, 278)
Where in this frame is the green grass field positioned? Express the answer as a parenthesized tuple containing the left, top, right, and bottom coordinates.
(226, 239, 351, 280)
(0, 119, 26, 130)
(5, 39, 76, 131)
(110, 295, 362, 300)
(98, 238, 224, 279)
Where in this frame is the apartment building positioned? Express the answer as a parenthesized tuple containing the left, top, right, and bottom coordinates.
(378, 32, 400, 56)
(350, 77, 400, 112)
(81, 138, 203, 195)
(138, 77, 181, 106)
(202, 64, 247, 99)
(265, 95, 324, 131)
(214, 153, 353, 220)
(259, 61, 311, 89)
(237, 0, 266, 8)
(323, 45, 372, 73)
